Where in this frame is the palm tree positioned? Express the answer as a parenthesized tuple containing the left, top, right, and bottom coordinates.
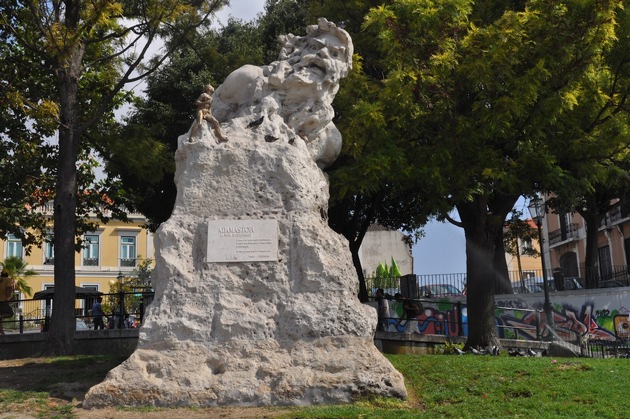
(0, 256, 36, 297)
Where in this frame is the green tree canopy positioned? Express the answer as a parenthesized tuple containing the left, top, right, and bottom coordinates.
(362, 0, 621, 348)
(542, 3, 630, 287)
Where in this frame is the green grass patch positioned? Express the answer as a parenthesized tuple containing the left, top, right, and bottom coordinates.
(2, 353, 630, 418)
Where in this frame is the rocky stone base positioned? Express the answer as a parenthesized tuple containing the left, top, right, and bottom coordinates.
(83, 335, 406, 407)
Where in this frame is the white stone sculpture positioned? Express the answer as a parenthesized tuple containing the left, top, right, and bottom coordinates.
(209, 17, 353, 168)
(83, 18, 406, 409)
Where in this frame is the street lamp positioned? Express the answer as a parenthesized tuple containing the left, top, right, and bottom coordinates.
(528, 196, 554, 332)
(117, 271, 124, 329)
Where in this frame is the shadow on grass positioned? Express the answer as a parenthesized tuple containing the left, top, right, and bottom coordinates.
(0, 355, 127, 400)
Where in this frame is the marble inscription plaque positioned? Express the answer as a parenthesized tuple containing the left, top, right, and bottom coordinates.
(207, 219, 278, 262)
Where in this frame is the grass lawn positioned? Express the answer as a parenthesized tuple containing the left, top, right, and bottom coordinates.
(1, 353, 629, 418)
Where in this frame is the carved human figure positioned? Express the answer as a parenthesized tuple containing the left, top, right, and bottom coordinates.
(190, 84, 227, 143)
(211, 18, 353, 168)
(268, 19, 352, 167)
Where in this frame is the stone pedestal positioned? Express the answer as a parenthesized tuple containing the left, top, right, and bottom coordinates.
(83, 126, 407, 407)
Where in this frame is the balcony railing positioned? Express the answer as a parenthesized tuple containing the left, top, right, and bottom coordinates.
(120, 258, 136, 267)
(83, 258, 99, 266)
(548, 223, 580, 246)
(600, 201, 630, 229)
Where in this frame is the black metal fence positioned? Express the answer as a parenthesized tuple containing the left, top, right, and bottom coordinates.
(1, 291, 154, 334)
(367, 273, 467, 299)
(367, 266, 630, 298)
(586, 339, 630, 358)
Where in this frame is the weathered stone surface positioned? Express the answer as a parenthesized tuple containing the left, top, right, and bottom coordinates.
(83, 18, 406, 408)
(211, 17, 353, 169)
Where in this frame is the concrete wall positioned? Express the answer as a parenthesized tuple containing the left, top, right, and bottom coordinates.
(373, 286, 630, 343)
(0, 329, 139, 360)
(359, 228, 413, 276)
(495, 287, 630, 342)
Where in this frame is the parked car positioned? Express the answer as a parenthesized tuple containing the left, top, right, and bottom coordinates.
(419, 284, 464, 298)
(512, 283, 544, 294)
(531, 277, 583, 292)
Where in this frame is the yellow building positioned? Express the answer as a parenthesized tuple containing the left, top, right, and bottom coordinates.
(504, 218, 543, 279)
(0, 205, 154, 299)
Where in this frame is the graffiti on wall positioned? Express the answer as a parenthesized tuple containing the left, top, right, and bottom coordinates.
(381, 299, 464, 336)
(378, 293, 630, 342)
(495, 298, 624, 342)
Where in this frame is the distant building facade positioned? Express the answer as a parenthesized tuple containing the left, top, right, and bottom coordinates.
(504, 218, 543, 284)
(543, 198, 630, 284)
(358, 224, 413, 277)
(0, 202, 154, 299)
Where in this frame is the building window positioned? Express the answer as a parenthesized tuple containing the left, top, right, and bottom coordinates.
(6, 234, 23, 258)
(120, 236, 137, 267)
(522, 271, 536, 280)
(44, 236, 54, 265)
(599, 245, 613, 280)
(521, 238, 534, 254)
(83, 235, 99, 266)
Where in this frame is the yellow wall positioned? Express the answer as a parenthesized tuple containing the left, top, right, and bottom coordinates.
(1, 213, 154, 298)
(504, 220, 543, 286)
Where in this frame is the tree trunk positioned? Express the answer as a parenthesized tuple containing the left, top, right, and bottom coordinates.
(327, 194, 376, 304)
(582, 210, 601, 289)
(44, 39, 85, 355)
(493, 233, 512, 295)
(458, 198, 502, 350)
(349, 241, 369, 303)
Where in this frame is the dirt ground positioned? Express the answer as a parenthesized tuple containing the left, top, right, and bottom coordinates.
(0, 357, 293, 418)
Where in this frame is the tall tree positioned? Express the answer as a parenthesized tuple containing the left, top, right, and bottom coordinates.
(0, 1, 57, 249)
(1, 0, 227, 355)
(544, 2, 630, 288)
(363, 0, 620, 348)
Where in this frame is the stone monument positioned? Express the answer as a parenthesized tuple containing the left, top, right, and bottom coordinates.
(83, 18, 407, 408)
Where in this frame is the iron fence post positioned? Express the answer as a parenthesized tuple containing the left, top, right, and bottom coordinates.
(119, 291, 125, 329)
(457, 302, 464, 336)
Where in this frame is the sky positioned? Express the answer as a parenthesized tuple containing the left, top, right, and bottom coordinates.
(214, 1, 266, 25)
